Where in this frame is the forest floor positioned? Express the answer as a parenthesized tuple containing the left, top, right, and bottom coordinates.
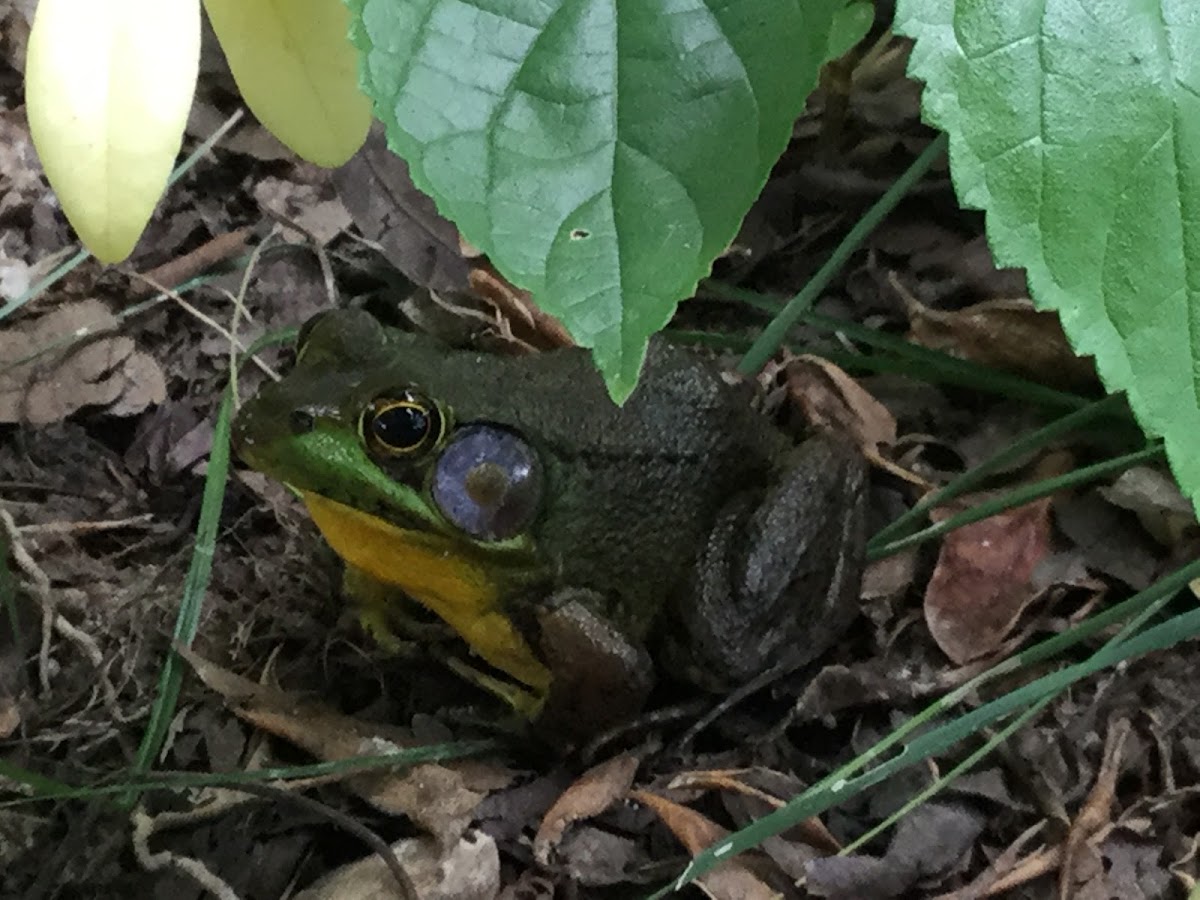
(1, 9, 1196, 900)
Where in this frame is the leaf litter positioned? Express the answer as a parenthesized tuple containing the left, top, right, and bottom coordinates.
(0, 299, 166, 424)
(1, 21, 1199, 900)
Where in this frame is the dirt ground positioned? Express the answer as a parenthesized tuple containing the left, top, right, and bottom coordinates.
(2, 11, 1199, 900)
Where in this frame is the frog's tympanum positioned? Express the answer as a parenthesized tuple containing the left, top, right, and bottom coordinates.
(233, 309, 867, 740)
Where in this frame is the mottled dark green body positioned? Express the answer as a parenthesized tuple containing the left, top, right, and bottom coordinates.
(234, 309, 867, 733)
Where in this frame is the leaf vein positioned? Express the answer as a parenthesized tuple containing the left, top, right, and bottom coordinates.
(957, 30, 1037, 63)
(1036, 0, 1050, 290)
(1157, 8, 1200, 409)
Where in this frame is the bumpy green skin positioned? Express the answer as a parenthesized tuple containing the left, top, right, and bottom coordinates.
(234, 309, 867, 730)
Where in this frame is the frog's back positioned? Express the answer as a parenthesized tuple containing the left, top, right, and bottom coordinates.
(395, 337, 790, 635)
(407, 338, 776, 458)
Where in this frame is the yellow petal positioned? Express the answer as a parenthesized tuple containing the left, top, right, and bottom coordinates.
(204, 0, 371, 167)
(26, 0, 200, 263)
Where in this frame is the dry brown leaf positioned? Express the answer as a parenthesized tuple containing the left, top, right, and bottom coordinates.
(186, 97, 292, 160)
(784, 353, 928, 489)
(182, 645, 412, 758)
(0, 699, 19, 740)
(695, 866, 784, 900)
(469, 265, 576, 350)
(861, 549, 920, 604)
(668, 768, 840, 854)
(924, 496, 1054, 664)
(355, 764, 498, 850)
(533, 753, 639, 865)
(931, 819, 1048, 900)
(179, 643, 284, 703)
(332, 125, 471, 294)
(968, 822, 1124, 898)
(1053, 492, 1162, 591)
(895, 274, 1097, 390)
(295, 831, 500, 900)
(254, 176, 352, 246)
(1099, 466, 1197, 548)
(786, 354, 896, 454)
(180, 647, 511, 846)
(497, 872, 555, 899)
(0, 810, 41, 873)
(240, 704, 507, 846)
(107, 349, 167, 418)
(0, 300, 165, 423)
(964, 846, 1064, 898)
(630, 789, 780, 900)
(0, 108, 41, 206)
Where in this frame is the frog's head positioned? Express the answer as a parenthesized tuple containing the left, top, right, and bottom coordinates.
(233, 309, 546, 610)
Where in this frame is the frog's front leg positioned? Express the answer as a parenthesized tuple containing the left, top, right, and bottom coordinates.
(678, 434, 868, 690)
(343, 564, 420, 655)
(345, 564, 550, 716)
(532, 589, 655, 741)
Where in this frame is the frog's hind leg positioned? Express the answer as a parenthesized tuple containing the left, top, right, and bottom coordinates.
(682, 435, 868, 688)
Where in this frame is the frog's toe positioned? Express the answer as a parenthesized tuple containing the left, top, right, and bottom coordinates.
(353, 603, 411, 654)
(446, 658, 546, 719)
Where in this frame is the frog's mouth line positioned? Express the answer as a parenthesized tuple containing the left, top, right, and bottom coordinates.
(234, 420, 447, 533)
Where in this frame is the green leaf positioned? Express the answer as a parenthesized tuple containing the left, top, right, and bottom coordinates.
(894, 1, 1200, 512)
(828, 1, 874, 60)
(348, 0, 855, 400)
(205, 0, 371, 167)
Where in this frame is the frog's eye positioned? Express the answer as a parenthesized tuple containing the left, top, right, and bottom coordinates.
(362, 393, 445, 456)
(432, 424, 542, 541)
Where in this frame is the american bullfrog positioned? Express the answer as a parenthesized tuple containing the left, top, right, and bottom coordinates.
(233, 309, 867, 738)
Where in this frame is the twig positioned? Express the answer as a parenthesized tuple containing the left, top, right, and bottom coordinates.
(132, 806, 243, 900)
(0, 508, 118, 713)
(132, 228, 256, 296)
(16, 514, 155, 535)
(126, 271, 278, 381)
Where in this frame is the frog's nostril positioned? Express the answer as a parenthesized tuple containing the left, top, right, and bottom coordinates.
(289, 409, 316, 435)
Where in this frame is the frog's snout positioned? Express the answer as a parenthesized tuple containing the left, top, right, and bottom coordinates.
(232, 386, 323, 469)
(229, 393, 275, 463)
(229, 406, 256, 462)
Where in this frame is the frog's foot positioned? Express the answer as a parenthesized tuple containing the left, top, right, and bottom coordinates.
(445, 658, 545, 719)
(343, 565, 425, 655)
(356, 592, 545, 716)
(354, 600, 413, 655)
(534, 594, 654, 742)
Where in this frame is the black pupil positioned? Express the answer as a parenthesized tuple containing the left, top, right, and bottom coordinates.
(372, 404, 429, 449)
